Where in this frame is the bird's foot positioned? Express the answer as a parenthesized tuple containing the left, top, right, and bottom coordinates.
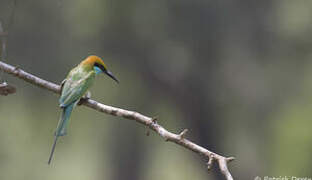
(78, 91, 91, 105)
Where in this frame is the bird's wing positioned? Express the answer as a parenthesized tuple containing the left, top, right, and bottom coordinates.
(59, 70, 95, 107)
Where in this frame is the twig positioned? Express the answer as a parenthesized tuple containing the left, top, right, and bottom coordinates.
(178, 129, 188, 139)
(0, 81, 16, 95)
(0, 60, 235, 180)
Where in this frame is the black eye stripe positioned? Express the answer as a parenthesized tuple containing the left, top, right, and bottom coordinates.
(94, 63, 100, 67)
(94, 63, 106, 72)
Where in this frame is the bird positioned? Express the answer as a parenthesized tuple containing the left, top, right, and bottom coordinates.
(48, 55, 119, 164)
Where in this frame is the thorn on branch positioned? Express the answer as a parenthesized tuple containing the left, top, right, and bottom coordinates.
(111, 109, 118, 116)
(149, 117, 158, 125)
(13, 66, 20, 74)
(146, 117, 158, 135)
(226, 157, 235, 162)
(0, 82, 16, 95)
(207, 154, 215, 171)
(178, 129, 188, 139)
(151, 117, 158, 124)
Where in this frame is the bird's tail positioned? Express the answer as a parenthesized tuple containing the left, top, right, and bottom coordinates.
(48, 136, 58, 165)
(48, 103, 75, 165)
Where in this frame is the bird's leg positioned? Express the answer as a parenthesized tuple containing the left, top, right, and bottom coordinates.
(78, 91, 91, 105)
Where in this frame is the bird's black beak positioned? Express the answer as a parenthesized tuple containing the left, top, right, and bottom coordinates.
(105, 70, 119, 83)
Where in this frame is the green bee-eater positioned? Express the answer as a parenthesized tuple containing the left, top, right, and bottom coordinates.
(48, 55, 119, 164)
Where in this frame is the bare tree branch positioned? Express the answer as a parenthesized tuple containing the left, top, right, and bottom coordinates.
(0, 60, 235, 180)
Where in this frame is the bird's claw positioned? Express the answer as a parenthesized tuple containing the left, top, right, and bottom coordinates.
(78, 91, 91, 105)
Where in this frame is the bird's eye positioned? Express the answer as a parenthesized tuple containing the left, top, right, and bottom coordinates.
(94, 63, 100, 68)
(94, 63, 106, 72)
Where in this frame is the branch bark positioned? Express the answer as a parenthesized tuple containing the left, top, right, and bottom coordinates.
(0, 60, 235, 180)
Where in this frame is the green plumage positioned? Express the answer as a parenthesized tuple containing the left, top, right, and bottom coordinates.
(59, 66, 95, 108)
(48, 64, 96, 164)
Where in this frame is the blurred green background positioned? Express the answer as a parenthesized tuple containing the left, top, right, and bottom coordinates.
(1, 0, 312, 179)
